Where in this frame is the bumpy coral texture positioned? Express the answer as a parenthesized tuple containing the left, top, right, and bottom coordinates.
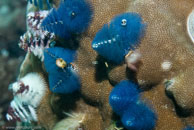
(126, 0, 194, 86)
(73, 0, 131, 127)
(106, 0, 194, 129)
(13, 0, 194, 129)
(80, 0, 194, 129)
(126, 1, 194, 125)
(37, 89, 58, 129)
(165, 67, 194, 110)
(142, 84, 184, 130)
(108, 64, 129, 85)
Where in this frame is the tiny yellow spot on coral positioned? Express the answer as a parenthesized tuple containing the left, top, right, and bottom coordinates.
(56, 58, 67, 69)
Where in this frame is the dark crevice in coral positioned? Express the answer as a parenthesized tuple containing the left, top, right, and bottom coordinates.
(139, 84, 156, 92)
(95, 55, 109, 82)
(126, 68, 138, 83)
(165, 89, 191, 117)
(50, 91, 81, 119)
(111, 113, 128, 130)
(81, 94, 100, 107)
(54, 36, 80, 50)
(116, 120, 128, 130)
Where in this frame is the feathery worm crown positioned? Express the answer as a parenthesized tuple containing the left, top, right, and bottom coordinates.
(44, 47, 80, 94)
(41, 0, 93, 39)
(10, 73, 47, 108)
(92, 12, 146, 64)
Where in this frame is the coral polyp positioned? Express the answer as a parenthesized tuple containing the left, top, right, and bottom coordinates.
(165, 67, 194, 110)
(41, 0, 93, 39)
(44, 47, 80, 93)
(92, 13, 146, 64)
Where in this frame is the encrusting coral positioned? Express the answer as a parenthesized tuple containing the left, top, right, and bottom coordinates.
(5, 0, 194, 129)
(108, 0, 194, 129)
(125, 0, 194, 86)
(77, 0, 194, 129)
(165, 67, 194, 110)
(125, 0, 194, 118)
(141, 84, 185, 130)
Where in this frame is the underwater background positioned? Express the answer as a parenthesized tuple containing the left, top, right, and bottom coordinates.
(0, 0, 26, 128)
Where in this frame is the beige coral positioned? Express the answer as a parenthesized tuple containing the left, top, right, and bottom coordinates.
(165, 67, 194, 110)
(73, 0, 132, 126)
(75, 0, 194, 128)
(102, 0, 194, 129)
(142, 84, 184, 130)
(14, 0, 194, 129)
(125, 0, 194, 86)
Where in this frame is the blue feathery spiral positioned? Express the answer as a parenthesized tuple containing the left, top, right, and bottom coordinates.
(44, 47, 80, 94)
(92, 12, 146, 64)
(28, 0, 51, 10)
(184, 126, 194, 130)
(109, 80, 157, 130)
(121, 103, 157, 130)
(41, 0, 93, 39)
(109, 80, 139, 116)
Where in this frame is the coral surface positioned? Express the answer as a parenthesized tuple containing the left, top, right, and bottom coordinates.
(5, 0, 194, 130)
